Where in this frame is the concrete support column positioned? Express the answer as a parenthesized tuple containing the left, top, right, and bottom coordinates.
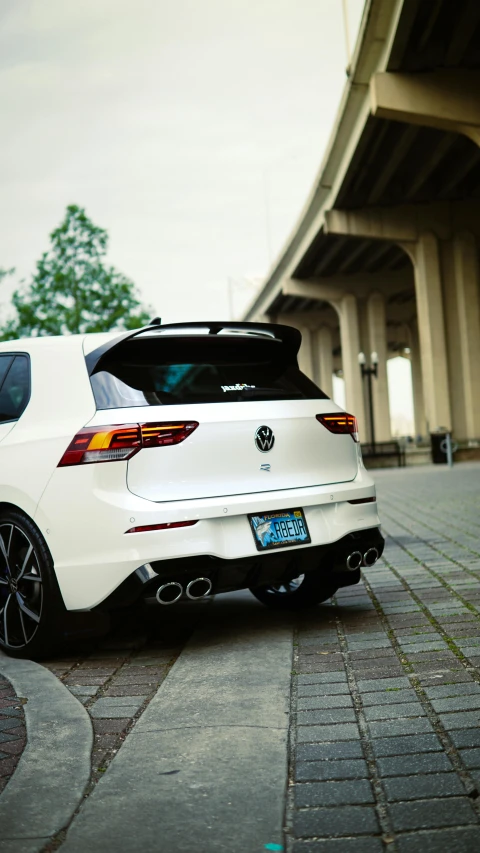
(357, 301, 371, 428)
(412, 232, 451, 431)
(297, 327, 314, 380)
(453, 232, 480, 439)
(339, 294, 366, 438)
(441, 241, 467, 439)
(409, 322, 427, 438)
(367, 292, 391, 441)
(316, 326, 334, 398)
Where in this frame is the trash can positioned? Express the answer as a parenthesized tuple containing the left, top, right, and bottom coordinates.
(430, 430, 449, 464)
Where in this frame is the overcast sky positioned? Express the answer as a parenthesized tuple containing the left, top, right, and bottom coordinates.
(0, 0, 365, 323)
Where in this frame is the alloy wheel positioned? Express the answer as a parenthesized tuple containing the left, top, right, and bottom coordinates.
(0, 523, 43, 649)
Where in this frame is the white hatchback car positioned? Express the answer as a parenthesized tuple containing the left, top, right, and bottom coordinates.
(0, 321, 383, 657)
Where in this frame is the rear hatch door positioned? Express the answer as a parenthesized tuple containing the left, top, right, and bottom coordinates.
(86, 327, 359, 502)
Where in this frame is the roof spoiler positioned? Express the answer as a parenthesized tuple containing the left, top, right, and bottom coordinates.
(85, 320, 302, 375)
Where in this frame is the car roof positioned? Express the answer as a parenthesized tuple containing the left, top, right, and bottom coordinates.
(0, 332, 118, 356)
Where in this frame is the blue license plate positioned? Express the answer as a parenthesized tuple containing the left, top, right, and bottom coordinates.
(249, 508, 311, 551)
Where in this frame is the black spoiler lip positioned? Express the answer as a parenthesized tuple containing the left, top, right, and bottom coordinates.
(84, 321, 302, 375)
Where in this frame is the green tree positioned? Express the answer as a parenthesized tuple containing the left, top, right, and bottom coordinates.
(0, 267, 15, 285)
(0, 205, 151, 340)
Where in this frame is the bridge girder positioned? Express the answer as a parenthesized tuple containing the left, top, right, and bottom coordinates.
(371, 70, 480, 145)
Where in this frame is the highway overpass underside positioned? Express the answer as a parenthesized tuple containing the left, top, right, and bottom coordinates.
(244, 0, 480, 447)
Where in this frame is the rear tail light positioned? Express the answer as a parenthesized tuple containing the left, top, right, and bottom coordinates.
(141, 422, 198, 447)
(58, 421, 199, 466)
(316, 413, 359, 442)
(58, 425, 141, 466)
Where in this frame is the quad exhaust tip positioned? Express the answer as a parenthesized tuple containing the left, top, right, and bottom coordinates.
(186, 577, 212, 600)
(156, 581, 183, 605)
(156, 577, 213, 604)
(346, 548, 379, 571)
(363, 547, 379, 567)
(346, 551, 363, 571)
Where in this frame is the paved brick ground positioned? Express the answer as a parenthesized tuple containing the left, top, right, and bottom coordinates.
(0, 673, 27, 794)
(42, 605, 196, 786)
(3, 462, 479, 852)
(290, 463, 480, 852)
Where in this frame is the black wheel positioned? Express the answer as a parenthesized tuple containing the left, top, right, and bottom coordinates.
(0, 510, 65, 659)
(249, 573, 339, 610)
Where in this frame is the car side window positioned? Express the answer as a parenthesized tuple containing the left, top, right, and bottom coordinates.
(0, 355, 13, 391)
(0, 355, 30, 423)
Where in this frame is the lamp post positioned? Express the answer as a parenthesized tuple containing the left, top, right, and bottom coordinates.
(358, 351, 378, 451)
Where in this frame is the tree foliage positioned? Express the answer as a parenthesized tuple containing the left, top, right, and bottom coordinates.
(0, 205, 151, 340)
(0, 267, 15, 285)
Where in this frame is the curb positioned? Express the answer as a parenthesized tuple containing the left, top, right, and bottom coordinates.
(0, 654, 93, 850)
(0, 672, 27, 795)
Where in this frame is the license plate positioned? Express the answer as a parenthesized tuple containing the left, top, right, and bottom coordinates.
(249, 508, 311, 551)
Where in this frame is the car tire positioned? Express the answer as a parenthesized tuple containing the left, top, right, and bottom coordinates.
(249, 573, 339, 610)
(0, 509, 65, 659)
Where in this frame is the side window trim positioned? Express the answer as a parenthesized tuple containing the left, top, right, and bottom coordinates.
(0, 352, 31, 425)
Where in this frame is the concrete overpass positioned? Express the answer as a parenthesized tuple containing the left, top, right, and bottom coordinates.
(243, 0, 480, 447)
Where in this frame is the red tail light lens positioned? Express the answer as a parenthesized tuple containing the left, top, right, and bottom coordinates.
(58, 421, 199, 466)
(125, 520, 198, 534)
(141, 422, 198, 447)
(58, 425, 141, 466)
(316, 413, 359, 442)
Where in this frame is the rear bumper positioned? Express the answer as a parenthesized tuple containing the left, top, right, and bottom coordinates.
(98, 527, 385, 610)
(35, 462, 381, 610)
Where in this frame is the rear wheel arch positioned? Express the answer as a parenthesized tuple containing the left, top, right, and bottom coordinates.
(0, 489, 40, 526)
(0, 503, 53, 556)
(0, 500, 35, 519)
(0, 505, 65, 658)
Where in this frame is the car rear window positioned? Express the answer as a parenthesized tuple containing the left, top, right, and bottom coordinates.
(90, 336, 328, 408)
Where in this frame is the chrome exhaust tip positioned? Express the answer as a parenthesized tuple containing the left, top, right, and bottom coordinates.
(156, 581, 183, 605)
(363, 547, 379, 567)
(346, 551, 363, 571)
(186, 577, 212, 600)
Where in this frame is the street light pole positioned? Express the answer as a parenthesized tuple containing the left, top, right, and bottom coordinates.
(358, 351, 378, 452)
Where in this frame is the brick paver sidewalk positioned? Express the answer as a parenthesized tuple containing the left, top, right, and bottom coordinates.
(3, 462, 479, 853)
(290, 463, 480, 852)
(0, 673, 27, 794)
(42, 609, 194, 788)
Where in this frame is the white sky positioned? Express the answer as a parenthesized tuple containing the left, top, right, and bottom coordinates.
(1, 1, 417, 433)
(0, 0, 365, 323)
(388, 357, 415, 436)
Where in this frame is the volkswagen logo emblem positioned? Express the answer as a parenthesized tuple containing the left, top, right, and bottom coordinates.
(255, 425, 275, 453)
